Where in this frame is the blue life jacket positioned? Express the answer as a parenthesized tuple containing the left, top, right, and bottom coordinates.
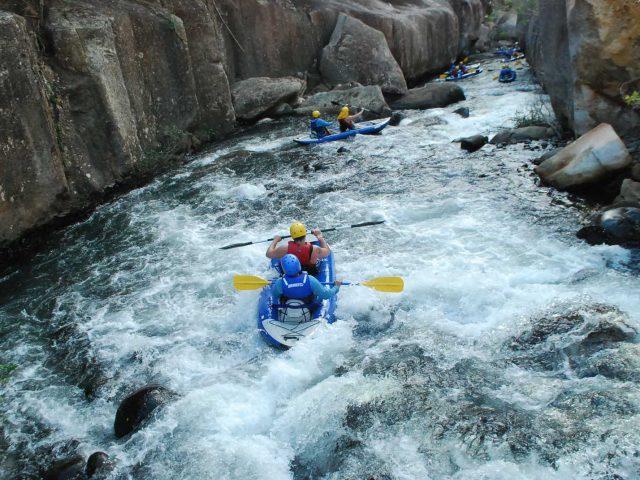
(281, 272, 313, 301)
(310, 119, 328, 138)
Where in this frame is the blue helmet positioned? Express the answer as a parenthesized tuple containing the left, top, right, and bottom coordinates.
(281, 254, 301, 276)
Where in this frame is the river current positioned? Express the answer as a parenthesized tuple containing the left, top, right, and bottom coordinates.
(1, 59, 639, 479)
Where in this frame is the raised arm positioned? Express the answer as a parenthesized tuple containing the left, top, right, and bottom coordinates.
(311, 228, 331, 261)
(266, 235, 288, 259)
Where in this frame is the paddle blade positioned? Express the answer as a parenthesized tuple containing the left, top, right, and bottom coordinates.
(361, 276, 404, 293)
(233, 275, 270, 290)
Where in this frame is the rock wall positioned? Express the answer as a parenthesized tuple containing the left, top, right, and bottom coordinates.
(527, 0, 640, 140)
(0, 0, 486, 248)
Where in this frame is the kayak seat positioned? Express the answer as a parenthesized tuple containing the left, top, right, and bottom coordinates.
(276, 297, 317, 324)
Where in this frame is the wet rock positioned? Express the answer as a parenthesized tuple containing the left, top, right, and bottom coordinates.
(114, 384, 177, 438)
(632, 163, 640, 182)
(572, 344, 640, 382)
(577, 207, 640, 248)
(490, 126, 554, 145)
(454, 106, 470, 118)
(390, 83, 465, 111)
(508, 304, 637, 371)
(614, 179, 640, 206)
(320, 14, 407, 95)
(297, 85, 391, 120)
(86, 452, 114, 479)
(231, 76, 306, 121)
(47, 323, 107, 399)
(535, 123, 632, 190)
(43, 456, 85, 480)
(336, 147, 349, 154)
(388, 111, 404, 126)
(460, 135, 488, 153)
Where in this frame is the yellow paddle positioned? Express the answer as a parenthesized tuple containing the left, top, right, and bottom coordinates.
(233, 275, 404, 293)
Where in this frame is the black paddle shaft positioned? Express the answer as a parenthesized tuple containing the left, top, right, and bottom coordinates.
(219, 220, 385, 250)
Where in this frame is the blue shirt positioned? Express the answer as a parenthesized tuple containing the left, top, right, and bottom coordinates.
(310, 118, 334, 138)
(272, 275, 340, 301)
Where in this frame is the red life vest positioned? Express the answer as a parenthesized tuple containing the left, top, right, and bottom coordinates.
(287, 241, 314, 269)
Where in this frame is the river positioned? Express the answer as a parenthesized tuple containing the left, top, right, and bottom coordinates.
(1, 59, 639, 479)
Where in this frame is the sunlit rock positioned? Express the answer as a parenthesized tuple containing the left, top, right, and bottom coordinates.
(535, 123, 631, 190)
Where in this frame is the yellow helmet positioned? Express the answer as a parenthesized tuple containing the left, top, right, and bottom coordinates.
(337, 106, 349, 120)
(312, 110, 321, 118)
(289, 221, 307, 239)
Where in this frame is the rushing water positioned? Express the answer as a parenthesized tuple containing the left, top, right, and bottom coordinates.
(1, 59, 639, 479)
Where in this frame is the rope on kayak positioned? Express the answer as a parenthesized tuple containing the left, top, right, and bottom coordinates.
(211, 0, 246, 54)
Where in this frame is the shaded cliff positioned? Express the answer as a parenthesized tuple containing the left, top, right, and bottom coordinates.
(0, 0, 486, 248)
(527, 0, 640, 140)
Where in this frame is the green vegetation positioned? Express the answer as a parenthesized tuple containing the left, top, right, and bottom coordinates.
(511, 97, 560, 134)
(623, 91, 640, 109)
(0, 364, 17, 383)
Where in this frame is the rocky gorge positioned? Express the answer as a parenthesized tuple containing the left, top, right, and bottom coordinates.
(0, 0, 486, 253)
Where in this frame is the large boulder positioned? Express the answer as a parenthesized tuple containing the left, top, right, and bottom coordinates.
(576, 207, 640, 248)
(390, 83, 465, 110)
(231, 76, 306, 121)
(527, 0, 640, 139)
(297, 85, 391, 119)
(43, 456, 85, 480)
(490, 126, 554, 145)
(86, 452, 114, 479)
(535, 123, 632, 190)
(614, 179, 640, 206)
(320, 14, 407, 95)
(114, 385, 177, 438)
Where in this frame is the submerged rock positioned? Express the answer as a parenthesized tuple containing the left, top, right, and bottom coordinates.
(460, 135, 488, 153)
(388, 111, 404, 126)
(86, 452, 114, 479)
(231, 76, 305, 121)
(535, 123, 631, 190)
(576, 206, 640, 248)
(297, 85, 391, 119)
(490, 126, 554, 145)
(114, 385, 177, 438)
(43, 456, 85, 480)
(453, 106, 470, 118)
(390, 83, 465, 111)
(320, 14, 407, 95)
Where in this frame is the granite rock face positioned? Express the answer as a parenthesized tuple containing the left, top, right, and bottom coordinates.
(0, 0, 486, 247)
(527, 0, 640, 140)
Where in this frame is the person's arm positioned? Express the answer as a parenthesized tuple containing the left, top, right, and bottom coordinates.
(272, 278, 283, 298)
(308, 276, 341, 300)
(266, 235, 287, 259)
(318, 119, 333, 127)
(311, 228, 330, 261)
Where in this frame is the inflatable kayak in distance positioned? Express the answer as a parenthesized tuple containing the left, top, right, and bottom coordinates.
(445, 68, 483, 82)
(504, 55, 525, 63)
(294, 118, 391, 145)
(498, 69, 517, 83)
(257, 243, 337, 348)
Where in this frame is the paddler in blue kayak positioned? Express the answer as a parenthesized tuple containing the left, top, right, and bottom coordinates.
(271, 254, 342, 307)
(337, 105, 364, 132)
(266, 221, 331, 275)
(310, 110, 333, 138)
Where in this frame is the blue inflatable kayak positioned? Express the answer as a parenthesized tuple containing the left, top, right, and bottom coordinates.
(444, 68, 483, 82)
(257, 242, 337, 348)
(294, 118, 390, 145)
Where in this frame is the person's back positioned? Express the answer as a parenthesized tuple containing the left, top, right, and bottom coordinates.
(310, 110, 332, 138)
(272, 255, 341, 310)
(266, 221, 331, 276)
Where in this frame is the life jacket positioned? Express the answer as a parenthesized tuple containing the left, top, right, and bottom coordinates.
(281, 272, 313, 301)
(287, 241, 314, 269)
(310, 119, 327, 138)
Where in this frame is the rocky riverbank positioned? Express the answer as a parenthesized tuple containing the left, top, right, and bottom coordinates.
(0, 0, 487, 255)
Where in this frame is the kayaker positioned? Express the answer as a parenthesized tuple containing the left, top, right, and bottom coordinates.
(271, 254, 341, 308)
(266, 221, 331, 275)
(458, 62, 468, 76)
(309, 110, 333, 138)
(337, 106, 364, 132)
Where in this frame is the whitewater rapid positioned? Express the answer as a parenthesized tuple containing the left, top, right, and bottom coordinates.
(1, 58, 639, 479)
